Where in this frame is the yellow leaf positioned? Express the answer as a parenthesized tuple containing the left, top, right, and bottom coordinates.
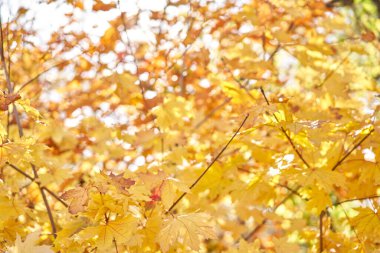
(15, 98, 41, 119)
(151, 95, 193, 130)
(304, 187, 332, 214)
(351, 207, 380, 241)
(161, 177, 189, 210)
(78, 216, 138, 250)
(54, 219, 87, 250)
(0, 194, 24, 221)
(221, 81, 256, 105)
(157, 212, 216, 252)
(305, 168, 345, 192)
(7, 232, 54, 253)
(114, 73, 140, 99)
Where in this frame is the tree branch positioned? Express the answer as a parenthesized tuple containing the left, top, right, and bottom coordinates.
(167, 113, 249, 213)
(32, 164, 57, 237)
(5, 162, 68, 207)
(0, 14, 59, 237)
(0, 11, 24, 137)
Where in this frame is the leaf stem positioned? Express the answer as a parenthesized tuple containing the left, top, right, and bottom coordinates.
(167, 113, 249, 213)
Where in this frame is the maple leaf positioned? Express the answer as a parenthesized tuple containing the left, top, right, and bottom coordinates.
(306, 168, 345, 192)
(151, 95, 193, 130)
(285, 167, 345, 192)
(78, 215, 138, 250)
(60, 187, 89, 214)
(7, 232, 54, 253)
(15, 98, 41, 119)
(303, 186, 332, 214)
(0, 195, 24, 221)
(157, 212, 217, 252)
(351, 207, 380, 241)
(161, 177, 189, 210)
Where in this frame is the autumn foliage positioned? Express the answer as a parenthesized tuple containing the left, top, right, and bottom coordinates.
(1, 0, 380, 252)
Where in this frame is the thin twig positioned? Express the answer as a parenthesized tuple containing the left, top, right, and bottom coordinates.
(0, 11, 23, 137)
(277, 183, 305, 199)
(340, 205, 364, 249)
(268, 44, 281, 61)
(243, 219, 268, 240)
(260, 87, 311, 168)
(119, 11, 147, 109)
(5, 162, 32, 180)
(42, 186, 68, 207)
(167, 114, 250, 213)
(316, 51, 352, 88)
(31, 164, 57, 237)
(5, 162, 68, 207)
(222, 57, 256, 102)
(113, 238, 119, 253)
(17, 61, 67, 92)
(331, 128, 374, 171)
(319, 210, 325, 253)
(194, 97, 231, 130)
(0, 12, 12, 92)
(332, 195, 380, 206)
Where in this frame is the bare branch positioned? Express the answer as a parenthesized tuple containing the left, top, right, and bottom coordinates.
(167, 114, 250, 213)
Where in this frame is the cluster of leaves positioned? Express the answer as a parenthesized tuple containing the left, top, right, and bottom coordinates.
(0, 0, 380, 252)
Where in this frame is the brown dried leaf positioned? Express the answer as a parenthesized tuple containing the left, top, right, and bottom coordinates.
(60, 187, 89, 214)
(0, 93, 21, 111)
